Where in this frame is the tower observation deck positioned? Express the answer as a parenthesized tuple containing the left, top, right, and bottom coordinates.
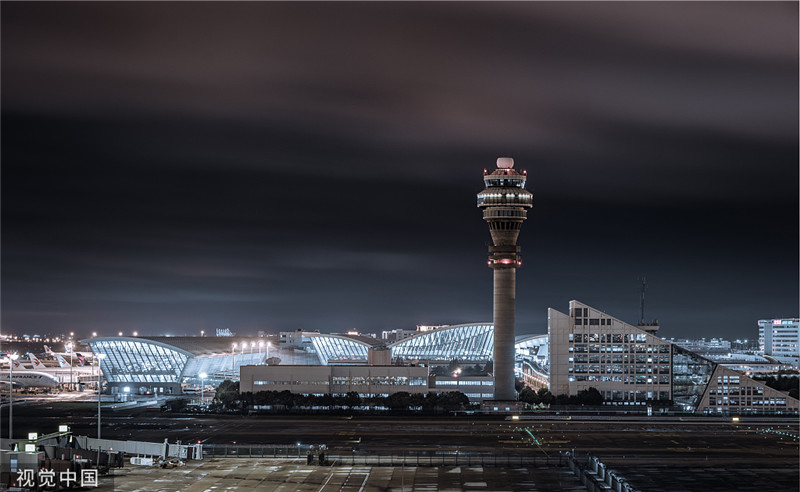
(477, 157, 533, 401)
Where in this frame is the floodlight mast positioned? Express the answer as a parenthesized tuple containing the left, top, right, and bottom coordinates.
(477, 157, 533, 401)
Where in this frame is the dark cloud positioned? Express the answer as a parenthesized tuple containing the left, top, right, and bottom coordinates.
(2, 2, 797, 340)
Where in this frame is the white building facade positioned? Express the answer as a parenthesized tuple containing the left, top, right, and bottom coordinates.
(758, 318, 799, 367)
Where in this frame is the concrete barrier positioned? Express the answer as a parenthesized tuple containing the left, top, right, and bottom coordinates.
(566, 452, 639, 492)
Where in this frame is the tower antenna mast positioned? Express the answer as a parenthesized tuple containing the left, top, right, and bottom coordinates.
(639, 276, 647, 326)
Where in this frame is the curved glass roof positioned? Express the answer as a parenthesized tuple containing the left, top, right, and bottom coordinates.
(84, 328, 551, 379)
(300, 326, 549, 364)
(86, 336, 266, 384)
(305, 334, 374, 365)
(88, 337, 191, 384)
(389, 323, 494, 362)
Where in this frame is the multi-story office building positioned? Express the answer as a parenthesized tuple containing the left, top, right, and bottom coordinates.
(549, 301, 674, 405)
(549, 300, 799, 414)
(758, 318, 799, 367)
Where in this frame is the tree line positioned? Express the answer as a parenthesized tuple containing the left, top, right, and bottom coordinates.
(756, 374, 799, 400)
(518, 386, 604, 406)
(209, 380, 473, 414)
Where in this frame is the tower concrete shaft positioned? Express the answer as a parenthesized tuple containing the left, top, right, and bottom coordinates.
(477, 157, 533, 401)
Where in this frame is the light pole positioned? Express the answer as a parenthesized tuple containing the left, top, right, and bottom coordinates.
(96, 353, 106, 439)
(258, 341, 264, 364)
(266, 342, 271, 363)
(231, 343, 237, 380)
(9, 354, 18, 440)
(250, 341, 255, 363)
(239, 343, 244, 380)
(66, 342, 73, 391)
(199, 372, 207, 406)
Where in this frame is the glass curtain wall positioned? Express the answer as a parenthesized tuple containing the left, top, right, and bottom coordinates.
(672, 345, 716, 412)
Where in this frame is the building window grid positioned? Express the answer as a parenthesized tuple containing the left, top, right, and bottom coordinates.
(568, 330, 672, 390)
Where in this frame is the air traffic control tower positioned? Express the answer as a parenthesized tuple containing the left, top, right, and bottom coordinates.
(477, 157, 533, 401)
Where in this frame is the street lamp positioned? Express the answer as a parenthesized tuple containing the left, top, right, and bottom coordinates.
(258, 341, 264, 364)
(250, 341, 255, 362)
(8, 354, 18, 440)
(65, 342, 74, 391)
(199, 372, 207, 406)
(231, 343, 237, 380)
(92, 332, 97, 338)
(96, 354, 106, 439)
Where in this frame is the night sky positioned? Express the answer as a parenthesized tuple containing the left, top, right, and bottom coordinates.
(2, 2, 797, 341)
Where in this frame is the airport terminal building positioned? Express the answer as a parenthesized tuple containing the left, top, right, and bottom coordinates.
(83, 326, 546, 397)
(85, 305, 798, 414)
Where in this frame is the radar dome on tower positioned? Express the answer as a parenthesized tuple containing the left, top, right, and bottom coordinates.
(496, 157, 514, 169)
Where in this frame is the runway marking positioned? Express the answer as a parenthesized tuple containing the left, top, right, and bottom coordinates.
(317, 467, 336, 492)
(356, 471, 369, 492)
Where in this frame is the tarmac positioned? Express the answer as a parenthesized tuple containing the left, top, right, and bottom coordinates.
(97, 457, 587, 492)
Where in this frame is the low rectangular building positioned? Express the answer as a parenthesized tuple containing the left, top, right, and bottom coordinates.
(239, 365, 428, 397)
(430, 375, 494, 401)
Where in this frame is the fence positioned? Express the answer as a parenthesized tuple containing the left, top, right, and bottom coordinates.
(202, 445, 565, 467)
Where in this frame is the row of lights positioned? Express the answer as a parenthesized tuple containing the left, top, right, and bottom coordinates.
(232, 341, 271, 349)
